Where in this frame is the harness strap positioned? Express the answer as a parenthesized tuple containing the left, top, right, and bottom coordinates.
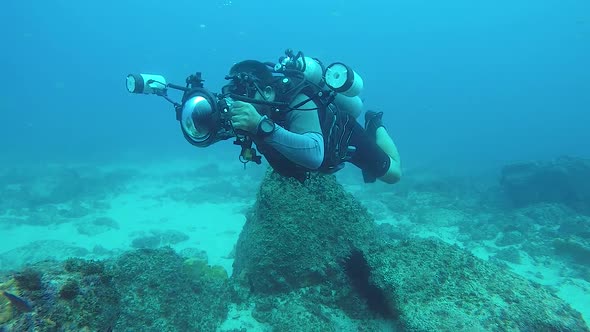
(262, 76, 354, 180)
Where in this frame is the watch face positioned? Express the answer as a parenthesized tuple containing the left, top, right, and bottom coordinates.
(260, 119, 275, 134)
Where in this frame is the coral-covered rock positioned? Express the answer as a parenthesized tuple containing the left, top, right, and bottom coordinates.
(111, 248, 229, 331)
(554, 237, 590, 266)
(0, 248, 231, 332)
(0, 240, 89, 271)
(232, 170, 377, 294)
(499, 156, 590, 212)
(130, 229, 190, 249)
(366, 238, 589, 331)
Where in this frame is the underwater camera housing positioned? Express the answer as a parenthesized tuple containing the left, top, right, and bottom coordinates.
(126, 72, 235, 148)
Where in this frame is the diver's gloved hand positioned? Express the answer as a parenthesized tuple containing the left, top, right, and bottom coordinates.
(230, 101, 262, 134)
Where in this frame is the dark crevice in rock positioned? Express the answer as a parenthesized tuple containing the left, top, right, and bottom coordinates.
(344, 249, 395, 319)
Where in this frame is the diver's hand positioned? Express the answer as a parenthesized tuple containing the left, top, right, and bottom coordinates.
(230, 101, 262, 134)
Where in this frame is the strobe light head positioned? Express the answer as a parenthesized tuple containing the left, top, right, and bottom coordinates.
(324, 63, 364, 97)
(126, 74, 167, 95)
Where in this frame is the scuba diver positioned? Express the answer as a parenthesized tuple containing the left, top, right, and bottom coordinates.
(126, 49, 401, 184)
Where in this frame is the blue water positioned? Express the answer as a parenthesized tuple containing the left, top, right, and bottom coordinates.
(0, 0, 589, 171)
(1, 2, 590, 329)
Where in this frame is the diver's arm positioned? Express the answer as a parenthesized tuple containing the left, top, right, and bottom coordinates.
(232, 96, 324, 169)
(260, 95, 325, 170)
(262, 127, 324, 170)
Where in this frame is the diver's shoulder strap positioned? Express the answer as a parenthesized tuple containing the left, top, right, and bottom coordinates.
(270, 75, 354, 172)
(270, 77, 329, 124)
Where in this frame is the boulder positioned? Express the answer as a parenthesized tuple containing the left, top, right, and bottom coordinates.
(232, 169, 377, 294)
(233, 169, 589, 331)
(366, 238, 589, 331)
(499, 156, 590, 212)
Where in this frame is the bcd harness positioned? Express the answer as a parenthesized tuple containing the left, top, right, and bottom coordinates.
(256, 76, 357, 183)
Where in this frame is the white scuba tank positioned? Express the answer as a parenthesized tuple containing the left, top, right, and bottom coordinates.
(276, 52, 365, 119)
(333, 93, 363, 119)
(297, 56, 323, 86)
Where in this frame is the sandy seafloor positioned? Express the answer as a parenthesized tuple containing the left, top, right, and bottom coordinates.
(0, 156, 588, 330)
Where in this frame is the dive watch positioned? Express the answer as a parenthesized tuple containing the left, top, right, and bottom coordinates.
(257, 115, 276, 137)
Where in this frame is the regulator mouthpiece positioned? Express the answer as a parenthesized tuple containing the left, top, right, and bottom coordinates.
(325, 63, 363, 97)
(126, 74, 167, 95)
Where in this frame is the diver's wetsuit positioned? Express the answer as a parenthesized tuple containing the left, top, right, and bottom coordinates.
(258, 105, 391, 180)
(262, 127, 324, 170)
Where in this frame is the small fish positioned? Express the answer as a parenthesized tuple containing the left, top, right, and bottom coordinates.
(2, 291, 33, 312)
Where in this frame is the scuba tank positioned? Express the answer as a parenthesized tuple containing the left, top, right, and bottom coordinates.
(275, 49, 364, 119)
